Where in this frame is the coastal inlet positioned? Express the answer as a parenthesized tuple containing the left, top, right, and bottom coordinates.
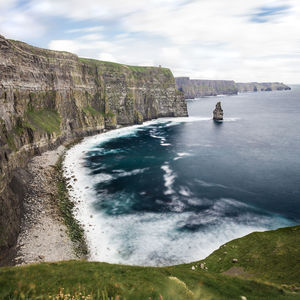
(64, 87, 300, 266)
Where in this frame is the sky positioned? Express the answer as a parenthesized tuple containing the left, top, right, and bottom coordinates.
(0, 0, 299, 83)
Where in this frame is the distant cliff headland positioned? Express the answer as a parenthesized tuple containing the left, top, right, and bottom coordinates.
(0, 34, 187, 264)
(236, 82, 291, 93)
(175, 77, 291, 99)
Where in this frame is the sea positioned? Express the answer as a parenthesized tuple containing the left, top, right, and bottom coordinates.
(64, 85, 300, 266)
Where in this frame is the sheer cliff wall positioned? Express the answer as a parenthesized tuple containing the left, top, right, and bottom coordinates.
(175, 77, 238, 98)
(0, 35, 187, 262)
(236, 82, 291, 92)
(176, 77, 291, 99)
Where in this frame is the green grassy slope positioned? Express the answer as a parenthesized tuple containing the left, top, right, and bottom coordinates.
(197, 225, 300, 286)
(0, 226, 299, 300)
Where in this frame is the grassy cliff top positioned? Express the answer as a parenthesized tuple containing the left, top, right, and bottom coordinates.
(79, 57, 173, 79)
(0, 225, 299, 299)
(198, 225, 300, 285)
(7, 37, 173, 79)
(8, 38, 78, 60)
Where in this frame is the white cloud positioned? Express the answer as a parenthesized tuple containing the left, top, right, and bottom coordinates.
(49, 40, 82, 53)
(0, 0, 16, 10)
(0, 0, 45, 40)
(28, 0, 186, 20)
(1, 0, 300, 83)
(0, 11, 45, 40)
(66, 26, 104, 34)
(98, 52, 117, 62)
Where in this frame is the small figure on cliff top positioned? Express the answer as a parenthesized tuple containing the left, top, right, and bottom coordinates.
(213, 102, 224, 121)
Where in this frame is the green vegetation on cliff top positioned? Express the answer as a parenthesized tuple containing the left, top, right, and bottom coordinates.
(0, 225, 299, 299)
(200, 225, 300, 285)
(8, 38, 172, 79)
(79, 57, 173, 77)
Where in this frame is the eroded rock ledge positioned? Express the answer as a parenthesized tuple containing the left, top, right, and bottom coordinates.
(0, 34, 188, 264)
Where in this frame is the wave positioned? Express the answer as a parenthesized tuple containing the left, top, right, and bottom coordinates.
(63, 174, 293, 266)
(161, 163, 176, 195)
(174, 152, 193, 161)
(195, 179, 228, 189)
(63, 116, 293, 267)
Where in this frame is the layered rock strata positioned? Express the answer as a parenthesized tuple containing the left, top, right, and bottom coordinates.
(236, 82, 291, 92)
(0, 34, 187, 263)
(175, 77, 238, 98)
(175, 77, 291, 99)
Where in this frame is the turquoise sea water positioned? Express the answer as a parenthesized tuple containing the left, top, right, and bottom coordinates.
(65, 86, 300, 266)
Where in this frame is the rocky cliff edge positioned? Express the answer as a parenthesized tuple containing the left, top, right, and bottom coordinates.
(0, 34, 187, 263)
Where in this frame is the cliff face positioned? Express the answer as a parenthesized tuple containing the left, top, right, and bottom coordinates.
(236, 82, 291, 92)
(0, 34, 187, 262)
(175, 77, 238, 99)
(176, 77, 291, 99)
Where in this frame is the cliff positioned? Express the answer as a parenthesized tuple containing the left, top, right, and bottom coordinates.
(0, 34, 187, 262)
(236, 82, 291, 92)
(175, 77, 238, 98)
(175, 77, 291, 99)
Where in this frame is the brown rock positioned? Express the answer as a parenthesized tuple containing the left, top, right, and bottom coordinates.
(213, 102, 224, 121)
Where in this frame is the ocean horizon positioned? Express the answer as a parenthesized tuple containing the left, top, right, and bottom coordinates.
(64, 87, 300, 266)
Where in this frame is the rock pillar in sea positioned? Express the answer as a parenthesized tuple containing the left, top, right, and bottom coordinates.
(213, 102, 224, 121)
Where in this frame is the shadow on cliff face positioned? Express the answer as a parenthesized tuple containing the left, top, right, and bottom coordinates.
(0, 168, 31, 266)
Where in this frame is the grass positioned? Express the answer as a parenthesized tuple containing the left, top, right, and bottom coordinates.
(82, 106, 115, 119)
(105, 111, 115, 118)
(0, 260, 298, 299)
(126, 65, 150, 73)
(79, 58, 123, 68)
(26, 109, 61, 134)
(198, 225, 300, 286)
(55, 155, 88, 258)
(79, 57, 172, 78)
(6, 134, 17, 151)
(0, 226, 299, 299)
(82, 106, 103, 117)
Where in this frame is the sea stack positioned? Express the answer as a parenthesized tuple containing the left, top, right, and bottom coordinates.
(213, 102, 224, 121)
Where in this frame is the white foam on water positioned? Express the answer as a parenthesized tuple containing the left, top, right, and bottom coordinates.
(178, 152, 190, 157)
(117, 168, 149, 177)
(161, 163, 176, 195)
(63, 116, 292, 266)
(223, 117, 241, 122)
(179, 186, 192, 197)
(195, 179, 228, 189)
(174, 152, 192, 160)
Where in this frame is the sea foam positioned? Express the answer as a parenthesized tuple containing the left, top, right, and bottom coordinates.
(64, 116, 292, 266)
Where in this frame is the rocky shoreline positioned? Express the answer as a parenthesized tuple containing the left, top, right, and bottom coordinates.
(0, 34, 187, 263)
(14, 145, 79, 265)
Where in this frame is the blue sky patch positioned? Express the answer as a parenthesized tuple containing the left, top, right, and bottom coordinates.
(250, 5, 291, 23)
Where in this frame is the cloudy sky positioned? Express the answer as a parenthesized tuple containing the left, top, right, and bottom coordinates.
(1, 0, 299, 83)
